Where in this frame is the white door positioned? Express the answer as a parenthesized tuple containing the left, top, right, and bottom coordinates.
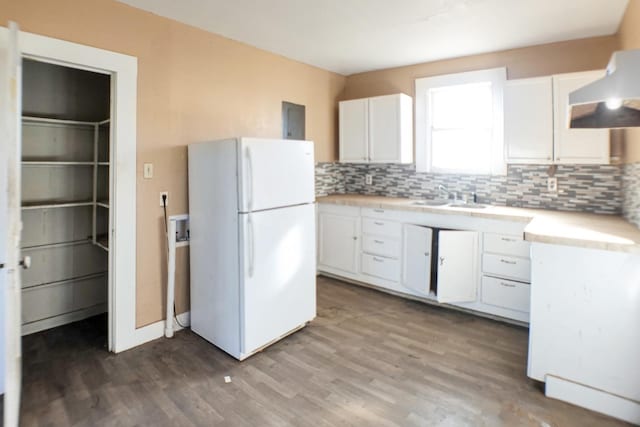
(237, 138, 315, 213)
(437, 231, 478, 303)
(369, 95, 400, 162)
(504, 77, 554, 164)
(339, 98, 368, 163)
(1, 22, 23, 427)
(553, 71, 610, 164)
(318, 212, 359, 274)
(402, 224, 432, 295)
(239, 203, 316, 357)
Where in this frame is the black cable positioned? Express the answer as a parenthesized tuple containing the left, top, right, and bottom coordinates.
(162, 195, 187, 330)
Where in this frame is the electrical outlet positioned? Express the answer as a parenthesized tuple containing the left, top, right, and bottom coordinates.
(160, 191, 169, 207)
(547, 177, 558, 193)
(365, 174, 373, 185)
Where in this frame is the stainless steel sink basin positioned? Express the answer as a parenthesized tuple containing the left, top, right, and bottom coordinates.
(411, 200, 449, 207)
(447, 202, 488, 209)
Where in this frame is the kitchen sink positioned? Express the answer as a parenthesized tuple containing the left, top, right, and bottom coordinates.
(411, 200, 449, 207)
(447, 202, 489, 209)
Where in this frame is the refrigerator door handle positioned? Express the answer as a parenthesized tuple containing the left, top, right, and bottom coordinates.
(248, 213, 255, 277)
(245, 146, 254, 211)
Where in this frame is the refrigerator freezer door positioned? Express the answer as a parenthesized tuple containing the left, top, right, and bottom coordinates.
(237, 138, 315, 212)
(239, 203, 316, 357)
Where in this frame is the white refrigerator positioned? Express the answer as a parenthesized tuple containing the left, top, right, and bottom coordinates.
(188, 137, 316, 360)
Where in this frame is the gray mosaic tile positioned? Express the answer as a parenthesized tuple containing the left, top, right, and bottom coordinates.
(316, 162, 624, 215)
(622, 162, 640, 227)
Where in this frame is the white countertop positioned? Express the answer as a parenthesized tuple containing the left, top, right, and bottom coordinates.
(317, 194, 640, 254)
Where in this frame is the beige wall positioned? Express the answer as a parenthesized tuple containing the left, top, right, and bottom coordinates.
(619, 0, 640, 163)
(344, 36, 619, 100)
(0, 0, 346, 326)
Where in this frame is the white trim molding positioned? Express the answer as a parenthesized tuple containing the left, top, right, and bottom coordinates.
(415, 67, 506, 175)
(11, 28, 139, 353)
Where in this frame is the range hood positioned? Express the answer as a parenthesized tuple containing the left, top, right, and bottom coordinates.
(568, 49, 640, 129)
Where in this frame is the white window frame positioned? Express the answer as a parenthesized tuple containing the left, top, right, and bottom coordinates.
(415, 67, 507, 175)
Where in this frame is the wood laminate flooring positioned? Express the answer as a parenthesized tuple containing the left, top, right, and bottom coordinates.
(20, 276, 630, 426)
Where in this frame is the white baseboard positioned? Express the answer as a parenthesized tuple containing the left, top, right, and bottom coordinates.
(119, 311, 191, 353)
(546, 375, 640, 424)
(21, 304, 107, 336)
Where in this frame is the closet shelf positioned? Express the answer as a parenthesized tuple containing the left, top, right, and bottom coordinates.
(96, 201, 110, 209)
(22, 200, 94, 210)
(95, 235, 109, 252)
(22, 115, 110, 127)
(22, 160, 94, 166)
(98, 162, 110, 166)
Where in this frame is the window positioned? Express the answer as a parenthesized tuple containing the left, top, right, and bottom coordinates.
(415, 68, 506, 174)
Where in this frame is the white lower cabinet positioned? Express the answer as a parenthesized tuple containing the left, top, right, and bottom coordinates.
(437, 231, 479, 303)
(317, 206, 360, 274)
(401, 224, 432, 295)
(317, 203, 530, 323)
(362, 253, 400, 282)
(481, 276, 530, 313)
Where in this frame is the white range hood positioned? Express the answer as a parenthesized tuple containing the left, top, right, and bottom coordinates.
(568, 49, 640, 129)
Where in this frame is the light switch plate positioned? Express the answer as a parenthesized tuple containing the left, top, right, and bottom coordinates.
(143, 163, 153, 179)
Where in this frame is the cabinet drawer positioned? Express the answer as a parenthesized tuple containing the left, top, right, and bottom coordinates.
(362, 217, 401, 238)
(362, 235, 401, 258)
(484, 233, 530, 258)
(362, 253, 400, 282)
(481, 276, 530, 313)
(482, 254, 531, 282)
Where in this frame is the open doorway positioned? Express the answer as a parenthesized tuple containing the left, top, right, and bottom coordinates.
(20, 59, 112, 344)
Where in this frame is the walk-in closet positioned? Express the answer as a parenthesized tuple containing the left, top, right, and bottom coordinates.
(20, 59, 111, 337)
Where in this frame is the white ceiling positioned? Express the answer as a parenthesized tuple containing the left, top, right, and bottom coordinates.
(117, 0, 629, 75)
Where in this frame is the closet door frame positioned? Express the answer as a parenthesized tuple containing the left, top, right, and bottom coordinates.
(4, 27, 140, 353)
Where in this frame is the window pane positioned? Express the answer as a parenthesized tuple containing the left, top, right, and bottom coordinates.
(431, 129, 492, 173)
(431, 83, 492, 129)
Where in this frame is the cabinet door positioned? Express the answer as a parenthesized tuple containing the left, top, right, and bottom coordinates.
(369, 95, 400, 163)
(402, 224, 433, 295)
(339, 99, 368, 163)
(318, 212, 359, 274)
(505, 77, 553, 164)
(553, 71, 609, 164)
(437, 231, 479, 303)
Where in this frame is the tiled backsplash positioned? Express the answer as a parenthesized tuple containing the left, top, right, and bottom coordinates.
(316, 162, 624, 215)
(623, 162, 640, 227)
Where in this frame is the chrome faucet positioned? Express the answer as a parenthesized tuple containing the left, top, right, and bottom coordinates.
(438, 185, 457, 201)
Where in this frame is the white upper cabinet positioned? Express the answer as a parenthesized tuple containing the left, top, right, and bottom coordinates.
(505, 77, 554, 164)
(339, 93, 413, 164)
(437, 231, 479, 304)
(504, 70, 610, 165)
(402, 224, 433, 295)
(553, 71, 610, 164)
(339, 98, 369, 162)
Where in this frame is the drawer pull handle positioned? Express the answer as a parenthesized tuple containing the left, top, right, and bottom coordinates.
(424, 252, 430, 257)
(373, 257, 384, 263)
(500, 282, 516, 288)
(352, 236, 357, 240)
(373, 209, 384, 213)
(500, 259, 517, 265)
(374, 240, 384, 244)
(439, 256, 445, 266)
(374, 221, 384, 226)
(500, 237, 516, 242)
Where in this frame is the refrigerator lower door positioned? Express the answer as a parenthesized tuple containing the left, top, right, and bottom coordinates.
(239, 203, 316, 358)
(237, 138, 315, 212)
